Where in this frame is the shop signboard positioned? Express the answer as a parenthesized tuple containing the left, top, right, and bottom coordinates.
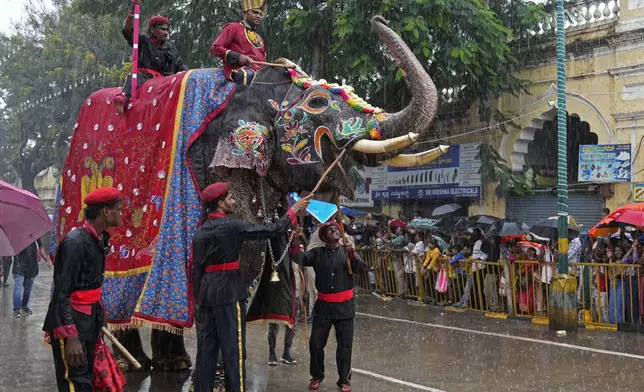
(633, 183, 644, 202)
(372, 143, 482, 200)
(578, 144, 631, 183)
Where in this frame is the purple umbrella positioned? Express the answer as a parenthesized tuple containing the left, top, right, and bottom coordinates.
(0, 179, 53, 256)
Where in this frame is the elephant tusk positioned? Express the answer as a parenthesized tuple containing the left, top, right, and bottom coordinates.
(379, 145, 450, 167)
(351, 133, 418, 154)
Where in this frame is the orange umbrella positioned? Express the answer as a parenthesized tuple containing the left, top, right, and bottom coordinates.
(589, 203, 644, 237)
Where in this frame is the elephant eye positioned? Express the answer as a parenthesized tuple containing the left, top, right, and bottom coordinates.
(307, 96, 328, 109)
(300, 91, 331, 114)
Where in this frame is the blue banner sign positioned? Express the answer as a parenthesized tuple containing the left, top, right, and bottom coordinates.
(578, 144, 631, 183)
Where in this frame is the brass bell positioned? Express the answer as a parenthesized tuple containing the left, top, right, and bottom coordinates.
(270, 270, 280, 283)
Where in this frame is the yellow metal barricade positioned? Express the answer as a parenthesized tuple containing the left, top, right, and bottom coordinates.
(354, 250, 643, 332)
(573, 261, 641, 329)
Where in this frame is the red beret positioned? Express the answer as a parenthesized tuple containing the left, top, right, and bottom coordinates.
(148, 15, 170, 28)
(84, 187, 122, 206)
(202, 183, 230, 204)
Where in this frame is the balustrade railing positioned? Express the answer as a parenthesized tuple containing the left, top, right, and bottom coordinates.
(539, 0, 620, 35)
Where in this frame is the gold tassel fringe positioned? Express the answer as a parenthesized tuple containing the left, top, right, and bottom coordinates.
(246, 318, 295, 329)
(129, 318, 195, 336)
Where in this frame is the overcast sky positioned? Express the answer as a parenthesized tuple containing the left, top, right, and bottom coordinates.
(0, 0, 27, 35)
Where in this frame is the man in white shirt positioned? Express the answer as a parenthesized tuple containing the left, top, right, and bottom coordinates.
(471, 230, 489, 310)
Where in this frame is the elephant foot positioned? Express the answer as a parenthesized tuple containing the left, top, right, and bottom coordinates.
(114, 328, 151, 373)
(150, 329, 192, 372)
(151, 353, 192, 372)
(115, 352, 151, 372)
(188, 385, 224, 392)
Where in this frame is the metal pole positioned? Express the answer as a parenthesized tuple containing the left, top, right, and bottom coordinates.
(555, 0, 568, 273)
(549, 0, 577, 333)
(131, 3, 141, 100)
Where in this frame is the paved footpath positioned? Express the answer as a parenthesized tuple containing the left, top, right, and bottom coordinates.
(2, 268, 644, 391)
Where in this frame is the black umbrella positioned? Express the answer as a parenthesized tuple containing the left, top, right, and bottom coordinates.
(486, 219, 530, 241)
(455, 215, 499, 232)
(530, 216, 580, 240)
(431, 203, 462, 217)
(432, 216, 462, 236)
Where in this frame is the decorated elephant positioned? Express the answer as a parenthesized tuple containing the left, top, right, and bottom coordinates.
(50, 16, 445, 372)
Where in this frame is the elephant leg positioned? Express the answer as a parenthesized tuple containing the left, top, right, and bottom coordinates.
(151, 329, 192, 371)
(114, 328, 151, 372)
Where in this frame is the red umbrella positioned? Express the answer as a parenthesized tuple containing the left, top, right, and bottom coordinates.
(589, 203, 644, 237)
(389, 219, 407, 229)
(0, 180, 53, 256)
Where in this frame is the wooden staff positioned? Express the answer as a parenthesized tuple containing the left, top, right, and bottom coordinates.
(250, 60, 297, 69)
(102, 327, 142, 369)
(335, 193, 353, 275)
(310, 149, 347, 196)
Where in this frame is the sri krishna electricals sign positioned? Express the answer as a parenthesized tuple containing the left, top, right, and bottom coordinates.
(372, 143, 482, 200)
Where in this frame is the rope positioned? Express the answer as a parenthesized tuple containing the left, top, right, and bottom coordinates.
(415, 106, 551, 145)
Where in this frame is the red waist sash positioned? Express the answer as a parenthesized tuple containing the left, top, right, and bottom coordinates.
(205, 261, 240, 272)
(317, 289, 353, 303)
(71, 287, 102, 305)
(138, 68, 163, 78)
(70, 287, 102, 315)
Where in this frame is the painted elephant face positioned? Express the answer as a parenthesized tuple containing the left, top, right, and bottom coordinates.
(272, 83, 382, 197)
(275, 87, 381, 163)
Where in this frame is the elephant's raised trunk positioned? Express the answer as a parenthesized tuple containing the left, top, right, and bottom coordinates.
(371, 16, 438, 139)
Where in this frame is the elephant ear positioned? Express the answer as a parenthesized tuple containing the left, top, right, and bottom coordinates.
(209, 120, 273, 177)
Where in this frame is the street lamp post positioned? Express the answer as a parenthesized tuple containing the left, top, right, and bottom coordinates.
(549, 0, 578, 332)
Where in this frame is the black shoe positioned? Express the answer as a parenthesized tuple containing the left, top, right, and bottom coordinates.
(21, 307, 33, 315)
(13, 311, 21, 318)
(281, 351, 297, 365)
(268, 351, 279, 366)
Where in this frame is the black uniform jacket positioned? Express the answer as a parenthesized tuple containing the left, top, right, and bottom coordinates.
(124, 31, 188, 76)
(300, 246, 366, 320)
(43, 226, 107, 341)
(192, 210, 297, 308)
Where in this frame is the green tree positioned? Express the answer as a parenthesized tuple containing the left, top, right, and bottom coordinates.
(0, 0, 125, 191)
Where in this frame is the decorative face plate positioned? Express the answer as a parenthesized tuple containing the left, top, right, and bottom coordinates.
(230, 119, 270, 171)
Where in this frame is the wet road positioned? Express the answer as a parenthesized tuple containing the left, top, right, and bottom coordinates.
(2, 268, 644, 392)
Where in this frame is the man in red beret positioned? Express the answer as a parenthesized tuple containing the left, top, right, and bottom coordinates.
(295, 221, 366, 392)
(114, 0, 189, 113)
(43, 187, 123, 392)
(191, 182, 311, 392)
(210, 0, 268, 85)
